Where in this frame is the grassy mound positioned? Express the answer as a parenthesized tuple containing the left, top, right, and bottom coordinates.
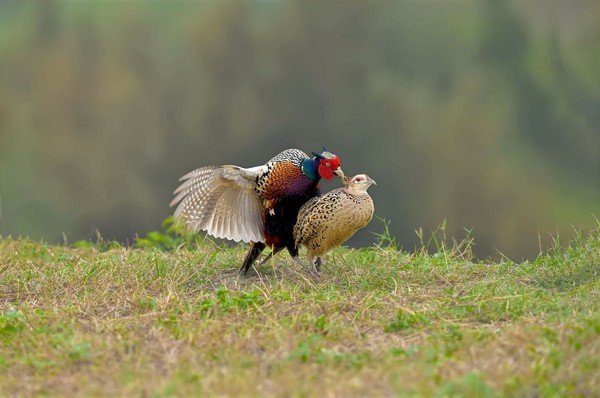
(1, 223, 599, 396)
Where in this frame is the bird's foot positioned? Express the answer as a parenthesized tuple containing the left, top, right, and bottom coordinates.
(314, 257, 323, 273)
(292, 256, 319, 277)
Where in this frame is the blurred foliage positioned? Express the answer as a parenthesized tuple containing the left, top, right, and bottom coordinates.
(134, 216, 203, 251)
(0, 0, 598, 259)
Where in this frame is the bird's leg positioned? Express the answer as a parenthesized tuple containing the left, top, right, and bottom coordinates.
(307, 255, 319, 274)
(288, 246, 318, 276)
(240, 242, 266, 275)
(259, 246, 284, 265)
(314, 256, 323, 272)
(291, 255, 319, 276)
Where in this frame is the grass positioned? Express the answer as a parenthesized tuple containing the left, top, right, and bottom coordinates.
(0, 221, 599, 397)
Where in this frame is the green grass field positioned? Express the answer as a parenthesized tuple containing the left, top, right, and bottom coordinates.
(1, 222, 599, 397)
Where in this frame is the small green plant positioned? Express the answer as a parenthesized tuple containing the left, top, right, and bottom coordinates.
(72, 230, 121, 251)
(134, 216, 204, 251)
(288, 335, 323, 363)
(415, 219, 475, 262)
(385, 309, 430, 333)
(0, 309, 25, 337)
(372, 216, 397, 250)
(195, 288, 265, 317)
(435, 372, 494, 398)
(68, 341, 91, 362)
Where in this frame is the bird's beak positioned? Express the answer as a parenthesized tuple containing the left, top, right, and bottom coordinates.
(334, 168, 345, 178)
(367, 177, 377, 186)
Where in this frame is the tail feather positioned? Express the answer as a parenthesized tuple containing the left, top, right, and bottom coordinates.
(171, 165, 266, 243)
(240, 242, 266, 274)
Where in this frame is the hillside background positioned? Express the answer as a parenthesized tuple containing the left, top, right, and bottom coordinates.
(0, 0, 598, 259)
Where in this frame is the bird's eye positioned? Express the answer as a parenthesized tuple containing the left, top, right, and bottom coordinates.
(326, 162, 330, 167)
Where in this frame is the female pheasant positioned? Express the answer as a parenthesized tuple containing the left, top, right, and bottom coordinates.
(293, 174, 376, 273)
(170, 147, 344, 274)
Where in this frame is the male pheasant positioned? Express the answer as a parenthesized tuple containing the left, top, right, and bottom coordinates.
(170, 147, 344, 274)
(294, 174, 376, 273)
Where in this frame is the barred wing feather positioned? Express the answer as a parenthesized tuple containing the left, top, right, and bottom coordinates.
(170, 165, 266, 243)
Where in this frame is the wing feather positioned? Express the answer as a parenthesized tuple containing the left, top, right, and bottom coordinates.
(239, 191, 249, 241)
(170, 165, 265, 243)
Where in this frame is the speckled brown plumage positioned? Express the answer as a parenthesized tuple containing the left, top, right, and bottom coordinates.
(294, 174, 376, 272)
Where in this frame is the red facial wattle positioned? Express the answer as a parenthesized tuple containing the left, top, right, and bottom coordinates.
(318, 157, 341, 180)
(318, 164, 334, 180)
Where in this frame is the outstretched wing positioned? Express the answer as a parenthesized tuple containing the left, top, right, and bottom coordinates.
(170, 165, 266, 243)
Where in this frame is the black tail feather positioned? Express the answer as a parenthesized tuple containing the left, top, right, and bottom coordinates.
(240, 242, 266, 275)
(260, 246, 285, 266)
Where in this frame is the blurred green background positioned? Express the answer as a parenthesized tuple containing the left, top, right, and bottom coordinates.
(0, 0, 598, 259)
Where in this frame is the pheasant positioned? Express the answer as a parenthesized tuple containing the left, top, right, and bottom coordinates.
(293, 174, 376, 273)
(170, 147, 344, 274)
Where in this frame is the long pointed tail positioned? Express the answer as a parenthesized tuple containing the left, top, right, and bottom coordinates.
(239, 242, 267, 275)
(259, 246, 285, 266)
